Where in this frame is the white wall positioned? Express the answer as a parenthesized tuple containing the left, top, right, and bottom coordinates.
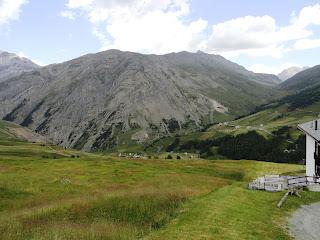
(306, 134, 316, 177)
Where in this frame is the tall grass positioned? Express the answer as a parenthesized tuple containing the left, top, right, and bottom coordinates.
(1, 191, 186, 240)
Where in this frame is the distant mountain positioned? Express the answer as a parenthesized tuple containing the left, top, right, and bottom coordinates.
(277, 66, 309, 81)
(0, 50, 277, 151)
(279, 65, 320, 93)
(275, 65, 320, 110)
(0, 51, 39, 81)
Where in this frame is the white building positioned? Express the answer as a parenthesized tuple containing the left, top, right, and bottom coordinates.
(298, 119, 320, 177)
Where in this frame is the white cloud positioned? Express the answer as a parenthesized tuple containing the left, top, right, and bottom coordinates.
(60, 10, 76, 20)
(67, 0, 93, 9)
(0, 0, 27, 30)
(294, 38, 320, 50)
(292, 4, 320, 27)
(207, 16, 277, 52)
(18, 51, 45, 66)
(290, 4, 320, 51)
(219, 45, 288, 59)
(62, 1, 320, 59)
(64, 0, 207, 54)
(249, 62, 302, 75)
(204, 13, 313, 58)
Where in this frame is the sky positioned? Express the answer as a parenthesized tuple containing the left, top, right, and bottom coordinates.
(0, 0, 320, 74)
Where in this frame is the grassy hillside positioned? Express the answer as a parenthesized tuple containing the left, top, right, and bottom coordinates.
(220, 101, 320, 136)
(1, 120, 320, 239)
(108, 94, 320, 157)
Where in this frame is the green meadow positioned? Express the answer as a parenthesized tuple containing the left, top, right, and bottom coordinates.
(1, 121, 320, 239)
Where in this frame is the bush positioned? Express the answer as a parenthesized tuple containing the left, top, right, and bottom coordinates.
(166, 138, 180, 152)
(167, 155, 173, 159)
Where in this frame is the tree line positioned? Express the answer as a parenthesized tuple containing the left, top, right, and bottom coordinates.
(166, 127, 305, 164)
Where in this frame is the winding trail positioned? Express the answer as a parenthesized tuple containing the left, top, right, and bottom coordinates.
(289, 202, 320, 240)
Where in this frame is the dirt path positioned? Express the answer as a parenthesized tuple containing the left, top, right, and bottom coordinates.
(289, 202, 320, 240)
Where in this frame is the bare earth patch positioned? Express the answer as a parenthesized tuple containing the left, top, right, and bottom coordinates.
(7, 126, 46, 143)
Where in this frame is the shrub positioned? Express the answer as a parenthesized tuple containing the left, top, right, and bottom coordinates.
(166, 138, 180, 152)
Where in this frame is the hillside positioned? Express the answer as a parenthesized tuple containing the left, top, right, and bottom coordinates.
(0, 50, 278, 151)
(146, 100, 319, 161)
(0, 120, 46, 144)
(146, 65, 320, 161)
(209, 65, 320, 141)
(0, 50, 39, 81)
(1, 118, 319, 239)
(279, 64, 320, 95)
(277, 66, 309, 81)
(273, 64, 320, 111)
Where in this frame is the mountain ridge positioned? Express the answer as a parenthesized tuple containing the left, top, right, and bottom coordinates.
(0, 49, 280, 151)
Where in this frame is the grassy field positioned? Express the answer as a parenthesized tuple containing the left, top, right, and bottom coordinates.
(1, 121, 320, 239)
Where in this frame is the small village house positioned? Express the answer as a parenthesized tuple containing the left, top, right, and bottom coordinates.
(298, 119, 320, 179)
(249, 119, 320, 192)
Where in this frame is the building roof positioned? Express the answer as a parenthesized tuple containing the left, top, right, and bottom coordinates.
(298, 119, 320, 141)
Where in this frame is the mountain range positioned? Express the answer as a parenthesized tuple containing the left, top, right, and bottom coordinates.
(0, 49, 318, 151)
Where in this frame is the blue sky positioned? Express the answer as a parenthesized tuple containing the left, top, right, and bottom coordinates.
(1, 0, 320, 74)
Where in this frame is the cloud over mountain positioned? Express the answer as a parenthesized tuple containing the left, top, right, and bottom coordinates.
(62, 1, 320, 59)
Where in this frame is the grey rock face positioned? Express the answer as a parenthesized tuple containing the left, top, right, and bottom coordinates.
(277, 66, 309, 81)
(0, 51, 39, 81)
(0, 50, 275, 151)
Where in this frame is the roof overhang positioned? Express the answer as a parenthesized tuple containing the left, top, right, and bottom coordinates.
(298, 119, 320, 142)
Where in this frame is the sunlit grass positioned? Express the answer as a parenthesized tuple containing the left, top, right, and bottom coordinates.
(1, 120, 320, 239)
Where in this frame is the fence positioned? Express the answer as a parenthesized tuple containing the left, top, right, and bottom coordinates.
(249, 175, 320, 192)
(287, 176, 320, 189)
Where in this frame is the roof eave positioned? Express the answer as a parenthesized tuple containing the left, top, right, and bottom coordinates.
(298, 125, 320, 142)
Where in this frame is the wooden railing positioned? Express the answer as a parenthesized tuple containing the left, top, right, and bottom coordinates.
(287, 176, 320, 188)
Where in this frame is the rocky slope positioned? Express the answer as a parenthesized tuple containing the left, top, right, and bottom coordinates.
(279, 65, 320, 93)
(0, 50, 277, 151)
(277, 66, 309, 81)
(0, 51, 39, 81)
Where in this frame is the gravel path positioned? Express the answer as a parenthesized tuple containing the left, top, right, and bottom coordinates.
(289, 202, 320, 240)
